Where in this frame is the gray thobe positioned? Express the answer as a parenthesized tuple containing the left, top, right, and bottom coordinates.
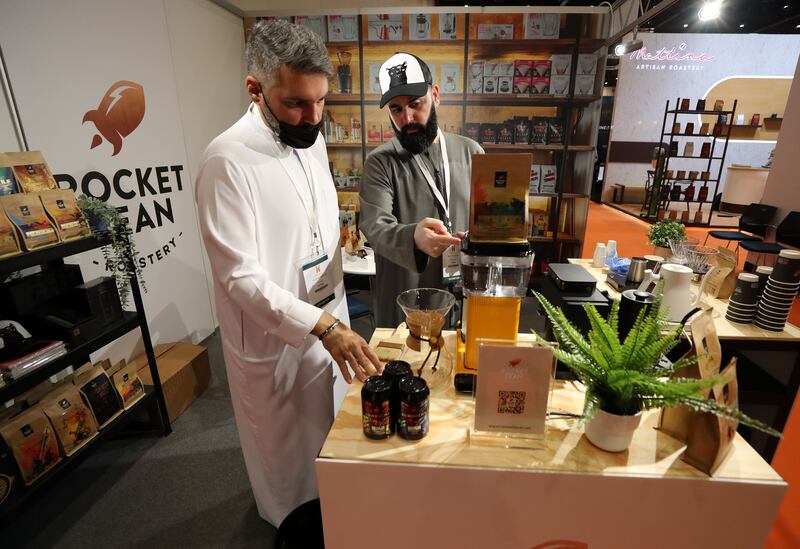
(359, 132, 484, 327)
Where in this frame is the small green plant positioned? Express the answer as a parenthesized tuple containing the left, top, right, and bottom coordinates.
(533, 291, 780, 437)
(647, 220, 686, 248)
(77, 195, 145, 307)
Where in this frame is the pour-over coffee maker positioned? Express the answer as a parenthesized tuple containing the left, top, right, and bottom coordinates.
(396, 288, 455, 385)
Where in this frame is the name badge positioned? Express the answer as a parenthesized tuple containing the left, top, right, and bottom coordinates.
(442, 244, 461, 284)
(299, 252, 340, 308)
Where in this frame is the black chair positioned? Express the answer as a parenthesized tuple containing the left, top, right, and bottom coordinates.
(740, 211, 800, 267)
(704, 202, 777, 250)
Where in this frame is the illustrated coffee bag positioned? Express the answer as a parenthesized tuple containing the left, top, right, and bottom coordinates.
(74, 363, 123, 428)
(108, 360, 145, 410)
(0, 193, 59, 250)
(12, 163, 57, 194)
(0, 407, 61, 485)
(41, 384, 98, 456)
(0, 208, 21, 259)
(39, 189, 91, 242)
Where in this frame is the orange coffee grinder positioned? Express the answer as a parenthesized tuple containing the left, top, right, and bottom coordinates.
(455, 154, 534, 393)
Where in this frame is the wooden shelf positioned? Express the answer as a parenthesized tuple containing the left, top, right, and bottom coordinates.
(470, 38, 576, 48)
(326, 142, 362, 149)
(0, 386, 157, 523)
(718, 124, 762, 129)
(465, 94, 600, 105)
(663, 133, 713, 138)
(481, 143, 594, 152)
(529, 193, 587, 198)
(326, 42, 358, 48)
(0, 312, 140, 403)
(668, 109, 735, 115)
(529, 231, 578, 243)
(326, 94, 363, 105)
(668, 155, 723, 160)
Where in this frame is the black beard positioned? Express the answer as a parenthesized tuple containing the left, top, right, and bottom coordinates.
(394, 105, 438, 155)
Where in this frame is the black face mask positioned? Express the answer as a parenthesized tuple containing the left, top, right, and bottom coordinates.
(262, 99, 321, 150)
(393, 104, 439, 155)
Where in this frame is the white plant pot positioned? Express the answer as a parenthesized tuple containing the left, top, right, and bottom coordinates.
(584, 409, 643, 452)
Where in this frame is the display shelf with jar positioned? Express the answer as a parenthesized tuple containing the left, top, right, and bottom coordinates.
(245, 9, 609, 264)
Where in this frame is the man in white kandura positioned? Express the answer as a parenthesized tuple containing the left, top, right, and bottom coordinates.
(194, 20, 381, 528)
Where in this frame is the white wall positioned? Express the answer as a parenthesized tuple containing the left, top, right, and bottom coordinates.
(762, 55, 800, 224)
(164, 0, 249, 325)
(0, 72, 22, 152)
(606, 33, 800, 200)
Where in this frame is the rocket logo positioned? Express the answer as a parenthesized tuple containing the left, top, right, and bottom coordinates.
(83, 80, 145, 156)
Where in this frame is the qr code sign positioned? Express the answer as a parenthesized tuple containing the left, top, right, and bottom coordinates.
(498, 390, 526, 414)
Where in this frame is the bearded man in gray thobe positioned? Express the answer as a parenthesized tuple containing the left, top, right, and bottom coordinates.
(359, 52, 484, 327)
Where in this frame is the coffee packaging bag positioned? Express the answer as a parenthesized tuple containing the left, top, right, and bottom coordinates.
(74, 364, 123, 428)
(11, 163, 57, 194)
(110, 359, 145, 410)
(0, 407, 61, 485)
(41, 384, 98, 456)
(0, 208, 21, 259)
(0, 193, 59, 250)
(39, 189, 91, 242)
(704, 246, 737, 299)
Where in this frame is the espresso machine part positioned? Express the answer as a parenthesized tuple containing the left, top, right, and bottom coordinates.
(618, 290, 656, 341)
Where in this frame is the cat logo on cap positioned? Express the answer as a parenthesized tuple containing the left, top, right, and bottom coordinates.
(83, 80, 145, 156)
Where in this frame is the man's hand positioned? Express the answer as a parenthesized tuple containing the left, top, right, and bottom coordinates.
(314, 313, 382, 383)
(414, 217, 461, 258)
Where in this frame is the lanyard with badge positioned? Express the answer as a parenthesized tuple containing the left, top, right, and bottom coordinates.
(412, 129, 460, 283)
(284, 149, 342, 308)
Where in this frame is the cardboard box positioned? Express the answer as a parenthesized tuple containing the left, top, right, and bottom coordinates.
(131, 343, 211, 423)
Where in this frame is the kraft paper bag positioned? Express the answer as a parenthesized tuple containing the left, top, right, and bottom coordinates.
(41, 384, 98, 456)
(704, 246, 737, 299)
(683, 359, 739, 475)
(659, 310, 721, 442)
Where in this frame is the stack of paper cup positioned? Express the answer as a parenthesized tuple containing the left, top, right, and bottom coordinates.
(726, 273, 759, 324)
(755, 250, 800, 331)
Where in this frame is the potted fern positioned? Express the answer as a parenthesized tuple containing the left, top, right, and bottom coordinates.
(647, 220, 685, 258)
(534, 292, 780, 452)
(77, 195, 145, 308)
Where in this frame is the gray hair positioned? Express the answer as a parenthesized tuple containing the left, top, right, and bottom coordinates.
(246, 20, 333, 88)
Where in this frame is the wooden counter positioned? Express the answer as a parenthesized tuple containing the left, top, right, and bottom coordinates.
(568, 258, 800, 342)
(317, 329, 786, 549)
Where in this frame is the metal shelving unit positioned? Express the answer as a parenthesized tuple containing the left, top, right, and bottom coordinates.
(0, 236, 171, 523)
(642, 98, 737, 225)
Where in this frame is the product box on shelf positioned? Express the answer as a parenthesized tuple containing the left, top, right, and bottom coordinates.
(514, 60, 535, 77)
(513, 76, 531, 95)
(482, 76, 498, 94)
(440, 64, 461, 94)
(497, 76, 513, 94)
(532, 60, 551, 78)
(577, 53, 597, 75)
(547, 120, 564, 145)
(529, 164, 541, 193)
(479, 123, 497, 144)
(530, 118, 549, 145)
(529, 209, 549, 235)
(482, 61, 497, 76)
(477, 24, 514, 40)
(523, 13, 560, 39)
(550, 54, 571, 77)
(130, 343, 211, 423)
(495, 62, 514, 77)
(327, 15, 358, 42)
(292, 15, 327, 41)
(410, 13, 432, 40)
(530, 76, 550, 94)
(465, 123, 480, 142)
(513, 117, 530, 144)
(367, 14, 403, 41)
(574, 74, 595, 95)
(540, 165, 558, 193)
(470, 76, 483, 95)
(497, 123, 514, 144)
(550, 75, 570, 96)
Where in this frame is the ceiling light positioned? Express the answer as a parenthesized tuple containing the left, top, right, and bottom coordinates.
(614, 27, 644, 56)
(683, 23, 689, 28)
(739, 24, 745, 28)
(698, 1, 723, 22)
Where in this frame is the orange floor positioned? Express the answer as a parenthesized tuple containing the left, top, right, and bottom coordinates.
(583, 202, 798, 548)
(582, 201, 800, 327)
